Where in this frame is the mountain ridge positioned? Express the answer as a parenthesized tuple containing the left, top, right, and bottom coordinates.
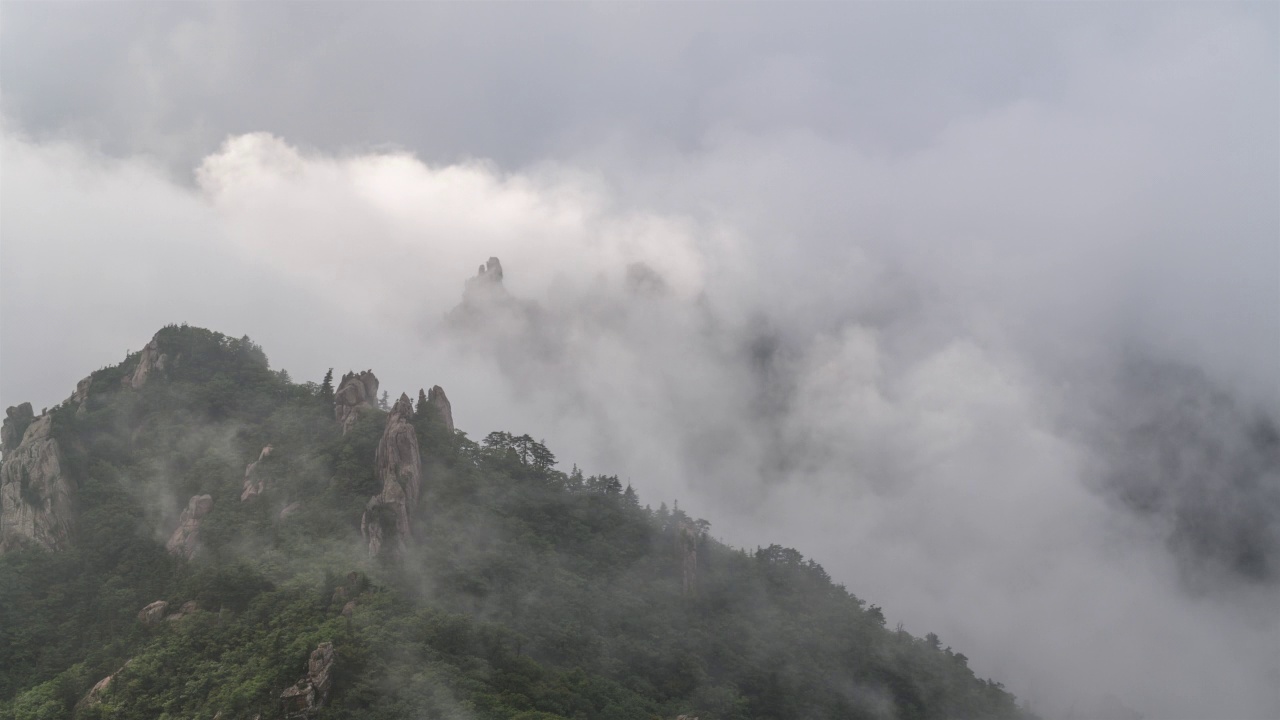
(0, 322, 1034, 720)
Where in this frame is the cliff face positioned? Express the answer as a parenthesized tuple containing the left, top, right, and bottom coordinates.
(1, 403, 35, 454)
(72, 376, 93, 416)
(334, 370, 378, 435)
(0, 413, 76, 552)
(361, 393, 421, 557)
(240, 445, 274, 501)
(280, 641, 336, 718)
(166, 494, 213, 559)
(129, 338, 169, 390)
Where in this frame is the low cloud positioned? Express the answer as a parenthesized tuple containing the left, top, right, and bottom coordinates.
(2, 4, 1277, 718)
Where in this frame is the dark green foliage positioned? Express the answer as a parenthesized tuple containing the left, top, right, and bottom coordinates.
(320, 369, 335, 405)
(0, 325, 1034, 720)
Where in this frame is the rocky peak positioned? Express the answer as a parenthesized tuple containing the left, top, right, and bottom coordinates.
(166, 494, 213, 559)
(334, 370, 379, 435)
(459, 256, 511, 309)
(426, 385, 454, 432)
(475, 256, 504, 285)
(280, 641, 336, 718)
(1, 411, 76, 553)
(130, 337, 170, 390)
(1, 403, 34, 454)
(361, 393, 421, 557)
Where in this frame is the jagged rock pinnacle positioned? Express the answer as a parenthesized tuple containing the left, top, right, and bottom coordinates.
(361, 393, 422, 557)
(427, 385, 454, 432)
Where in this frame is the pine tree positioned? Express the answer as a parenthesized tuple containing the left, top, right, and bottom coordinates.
(320, 368, 335, 403)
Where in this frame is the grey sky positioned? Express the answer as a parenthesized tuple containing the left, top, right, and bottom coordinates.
(2, 3, 1278, 718)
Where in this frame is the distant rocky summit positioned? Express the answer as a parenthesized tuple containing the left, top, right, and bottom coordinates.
(465, 256, 505, 299)
(449, 255, 526, 324)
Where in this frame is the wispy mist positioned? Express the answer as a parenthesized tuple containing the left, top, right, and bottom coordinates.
(2, 3, 1277, 718)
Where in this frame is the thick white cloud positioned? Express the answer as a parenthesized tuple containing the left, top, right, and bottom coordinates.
(2, 3, 1277, 718)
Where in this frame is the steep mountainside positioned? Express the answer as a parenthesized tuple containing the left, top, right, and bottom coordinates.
(0, 325, 1033, 720)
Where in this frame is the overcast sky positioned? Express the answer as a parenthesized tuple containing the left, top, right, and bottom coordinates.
(2, 3, 1278, 719)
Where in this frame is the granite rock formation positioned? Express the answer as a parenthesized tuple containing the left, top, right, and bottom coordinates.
(240, 445, 274, 501)
(138, 600, 169, 625)
(72, 376, 93, 415)
(280, 642, 336, 718)
(1, 403, 34, 455)
(426, 385, 454, 432)
(130, 337, 169, 390)
(166, 494, 213, 559)
(360, 393, 421, 557)
(0, 413, 76, 552)
(334, 370, 379, 435)
(80, 661, 131, 709)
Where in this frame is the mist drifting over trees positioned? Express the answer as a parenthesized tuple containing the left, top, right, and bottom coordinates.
(2, 4, 1277, 719)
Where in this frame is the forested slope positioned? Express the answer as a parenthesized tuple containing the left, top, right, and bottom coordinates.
(0, 325, 1033, 720)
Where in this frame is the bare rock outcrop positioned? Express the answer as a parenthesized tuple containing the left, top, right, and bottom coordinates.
(279, 501, 302, 520)
(360, 394, 421, 557)
(426, 385, 454, 432)
(1, 413, 76, 552)
(138, 600, 169, 625)
(80, 661, 131, 710)
(1, 403, 34, 455)
(280, 642, 336, 718)
(130, 337, 169, 390)
(240, 445, 274, 501)
(334, 370, 379, 435)
(166, 600, 198, 622)
(72, 376, 93, 416)
(166, 494, 213, 559)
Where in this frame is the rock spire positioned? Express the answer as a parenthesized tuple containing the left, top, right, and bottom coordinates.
(426, 385, 454, 432)
(360, 393, 421, 557)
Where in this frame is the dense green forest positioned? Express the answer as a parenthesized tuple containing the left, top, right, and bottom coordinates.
(0, 325, 1034, 720)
